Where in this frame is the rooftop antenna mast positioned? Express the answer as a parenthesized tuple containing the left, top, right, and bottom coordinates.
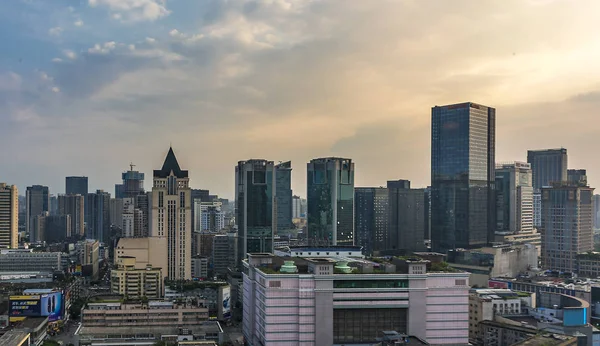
(129, 162, 136, 171)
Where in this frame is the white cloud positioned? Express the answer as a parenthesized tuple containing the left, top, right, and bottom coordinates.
(74, 19, 84, 27)
(128, 44, 136, 51)
(63, 50, 77, 60)
(145, 37, 156, 44)
(169, 29, 184, 38)
(88, 0, 170, 22)
(51, 87, 60, 93)
(49, 27, 63, 36)
(52, 58, 63, 63)
(88, 41, 117, 54)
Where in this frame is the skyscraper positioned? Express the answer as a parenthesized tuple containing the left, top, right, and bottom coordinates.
(387, 180, 427, 254)
(235, 159, 276, 266)
(151, 147, 192, 280)
(594, 195, 600, 230)
(66, 176, 88, 196)
(25, 185, 49, 237)
(527, 148, 568, 189)
(87, 190, 111, 242)
(307, 157, 355, 246)
(275, 161, 293, 232)
(116, 165, 149, 237)
(567, 169, 587, 186)
(0, 183, 19, 248)
(58, 194, 85, 238)
(541, 182, 594, 272)
(431, 102, 496, 253)
(495, 162, 534, 234)
(354, 187, 388, 255)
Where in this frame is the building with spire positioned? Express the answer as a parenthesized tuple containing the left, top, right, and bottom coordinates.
(151, 147, 192, 280)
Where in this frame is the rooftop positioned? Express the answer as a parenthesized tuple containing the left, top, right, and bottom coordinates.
(154, 147, 188, 178)
(0, 331, 30, 345)
(79, 322, 223, 337)
(513, 334, 577, 346)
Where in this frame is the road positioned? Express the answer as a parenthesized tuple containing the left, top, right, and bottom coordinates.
(48, 320, 80, 346)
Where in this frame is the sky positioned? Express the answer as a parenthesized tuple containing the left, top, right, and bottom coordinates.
(1, 0, 600, 199)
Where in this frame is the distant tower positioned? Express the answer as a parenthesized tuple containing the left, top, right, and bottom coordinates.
(307, 157, 355, 246)
(495, 162, 533, 234)
(26, 185, 50, 237)
(0, 183, 18, 248)
(151, 147, 191, 280)
(275, 161, 293, 233)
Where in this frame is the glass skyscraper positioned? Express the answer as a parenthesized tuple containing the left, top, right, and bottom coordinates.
(431, 102, 496, 253)
(307, 157, 354, 246)
(235, 159, 276, 266)
(354, 187, 388, 255)
(275, 161, 293, 232)
(527, 148, 568, 190)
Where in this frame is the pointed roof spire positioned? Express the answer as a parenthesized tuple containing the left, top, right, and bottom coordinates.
(154, 146, 188, 178)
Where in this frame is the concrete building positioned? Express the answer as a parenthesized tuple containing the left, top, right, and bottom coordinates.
(151, 147, 192, 280)
(447, 244, 538, 287)
(87, 190, 111, 243)
(81, 301, 209, 327)
(194, 201, 225, 233)
(58, 194, 85, 238)
(541, 182, 594, 273)
(594, 195, 600, 230)
(495, 230, 542, 256)
(25, 185, 49, 237)
(387, 180, 427, 254)
(468, 289, 529, 343)
(66, 176, 88, 196)
(235, 159, 276, 266)
(307, 157, 355, 247)
(568, 169, 588, 187)
(191, 256, 209, 279)
(194, 232, 215, 258)
(354, 187, 388, 255)
(109, 198, 123, 230)
(111, 256, 163, 299)
(495, 162, 534, 234)
(115, 237, 168, 279)
(431, 102, 496, 253)
(44, 215, 71, 242)
(122, 197, 143, 238)
(275, 161, 293, 232)
(0, 249, 62, 272)
(292, 195, 302, 219)
(79, 239, 100, 280)
(243, 253, 470, 345)
(213, 233, 237, 278)
(0, 183, 18, 249)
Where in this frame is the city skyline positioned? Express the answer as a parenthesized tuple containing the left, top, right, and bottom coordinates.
(2, 1, 600, 199)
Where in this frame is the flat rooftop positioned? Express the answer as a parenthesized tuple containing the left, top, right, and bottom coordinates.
(0, 331, 30, 345)
(513, 334, 577, 345)
(79, 322, 223, 337)
(14, 317, 48, 330)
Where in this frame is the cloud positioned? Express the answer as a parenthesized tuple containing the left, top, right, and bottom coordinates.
(88, 41, 117, 54)
(74, 19, 84, 27)
(88, 0, 170, 22)
(48, 26, 63, 36)
(63, 50, 77, 60)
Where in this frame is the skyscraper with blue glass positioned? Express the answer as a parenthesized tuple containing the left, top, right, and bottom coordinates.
(307, 157, 354, 246)
(431, 102, 496, 253)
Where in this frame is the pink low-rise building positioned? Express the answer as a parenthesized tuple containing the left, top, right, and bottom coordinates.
(243, 253, 470, 346)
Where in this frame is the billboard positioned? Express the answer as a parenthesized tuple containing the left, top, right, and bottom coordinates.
(222, 286, 231, 319)
(9, 292, 64, 322)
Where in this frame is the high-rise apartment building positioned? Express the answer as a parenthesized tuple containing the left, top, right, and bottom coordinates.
(151, 147, 192, 280)
(0, 184, 19, 249)
(213, 233, 237, 278)
(275, 161, 293, 232)
(527, 148, 568, 190)
(431, 102, 496, 253)
(594, 195, 600, 230)
(495, 162, 534, 234)
(25, 185, 49, 237)
(292, 195, 302, 219)
(58, 194, 85, 238)
(44, 215, 71, 243)
(87, 190, 111, 242)
(49, 195, 58, 216)
(354, 187, 388, 255)
(541, 182, 594, 273)
(194, 201, 225, 232)
(66, 176, 88, 196)
(116, 166, 149, 237)
(307, 157, 355, 246)
(235, 159, 276, 266)
(387, 180, 427, 253)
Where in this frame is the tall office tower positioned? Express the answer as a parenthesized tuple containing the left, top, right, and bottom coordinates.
(114, 185, 125, 199)
(66, 176, 89, 196)
(307, 157, 355, 246)
(0, 183, 19, 248)
(594, 195, 600, 230)
(495, 162, 534, 234)
(194, 201, 225, 232)
(354, 187, 388, 255)
(235, 159, 276, 266)
(292, 195, 302, 219)
(151, 147, 192, 280)
(31, 212, 48, 242)
(45, 215, 71, 243)
(25, 185, 49, 237)
(109, 198, 124, 230)
(136, 193, 150, 237)
(387, 180, 427, 253)
(58, 194, 85, 238)
(275, 161, 293, 232)
(431, 102, 496, 253)
(424, 186, 431, 240)
(527, 148, 568, 189)
(190, 189, 210, 234)
(116, 165, 149, 237)
(87, 190, 111, 242)
(527, 148, 568, 229)
(568, 169, 587, 186)
(541, 182, 594, 272)
(49, 195, 58, 216)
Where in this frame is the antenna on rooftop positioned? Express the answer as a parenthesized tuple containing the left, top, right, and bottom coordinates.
(129, 162, 136, 171)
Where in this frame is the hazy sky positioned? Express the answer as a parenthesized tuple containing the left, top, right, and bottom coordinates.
(1, 0, 600, 199)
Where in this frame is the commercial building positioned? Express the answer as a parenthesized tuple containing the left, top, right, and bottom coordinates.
(0, 249, 62, 272)
(0, 183, 18, 249)
(66, 176, 88, 196)
(388, 180, 427, 254)
(594, 195, 600, 230)
(58, 194, 85, 237)
(44, 215, 71, 242)
(468, 289, 529, 343)
(568, 169, 588, 186)
(431, 102, 496, 253)
(109, 198, 123, 230)
(115, 237, 168, 279)
(275, 161, 293, 232)
(76, 239, 100, 280)
(212, 233, 237, 278)
(541, 182, 594, 273)
(151, 147, 192, 280)
(243, 253, 470, 345)
(292, 195, 303, 219)
(354, 187, 388, 255)
(527, 149, 568, 189)
(111, 256, 162, 298)
(495, 162, 534, 234)
(25, 185, 49, 237)
(235, 159, 276, 266)
(194, 201, 225, 233)
(307, 157, 355, 247)
(86, 190, 111, 242)
(81, 300, 209, 327)
(191, 256, 209, 279)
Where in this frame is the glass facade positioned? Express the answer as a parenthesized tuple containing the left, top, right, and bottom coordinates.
(236, 160, 275, 267)
(333, 308, 407, 344)
(527, 148, 568, 190)
(275, 161, 293, 232)
(354, 187, 388, 255)
(307, 158, 354, 246)
(431, 103, 496, 253)
(387, 181, 427, 253)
